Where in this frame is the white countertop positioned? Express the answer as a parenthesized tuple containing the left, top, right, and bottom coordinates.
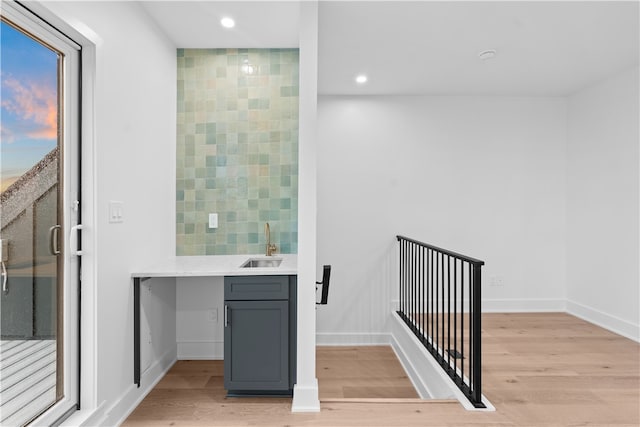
(131, 254, 297, 278)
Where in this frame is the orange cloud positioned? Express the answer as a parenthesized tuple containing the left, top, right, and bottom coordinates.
(1, 76, 57, 140)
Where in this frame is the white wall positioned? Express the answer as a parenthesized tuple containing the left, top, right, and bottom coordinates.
(316, 96, 568, 341)
(176, 277, 224, 359)
(39, 1, 177, 424)
(566, 66, 640, 341)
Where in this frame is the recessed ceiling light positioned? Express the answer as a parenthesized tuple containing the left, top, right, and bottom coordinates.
(355, 74, 368, 84)
(221, 17, 235, 29)
(478, 49, 497, 61)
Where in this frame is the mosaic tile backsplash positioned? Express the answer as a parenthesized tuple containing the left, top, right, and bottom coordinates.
(176, 48, 299, 255)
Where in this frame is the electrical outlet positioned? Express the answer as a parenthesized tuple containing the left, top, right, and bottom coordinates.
(207, 308, 218, 322)
(489, 276, 504, 287)
(208, 213, 218, 229)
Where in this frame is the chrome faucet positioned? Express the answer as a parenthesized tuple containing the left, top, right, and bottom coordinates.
(265, 222, 277, 256)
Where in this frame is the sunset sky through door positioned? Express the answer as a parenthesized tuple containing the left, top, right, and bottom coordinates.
(1, 20, 58, 191)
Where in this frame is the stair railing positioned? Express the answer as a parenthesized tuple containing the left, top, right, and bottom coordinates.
(396, 235, 485, 408)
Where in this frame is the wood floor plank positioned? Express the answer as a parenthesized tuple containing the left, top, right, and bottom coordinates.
(123, 313, 640, 426)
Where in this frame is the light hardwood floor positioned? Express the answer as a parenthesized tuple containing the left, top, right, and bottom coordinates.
(123, 313, 640, 426)
(316, 345, 419, 400)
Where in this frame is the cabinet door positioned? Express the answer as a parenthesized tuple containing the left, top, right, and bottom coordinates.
(224, 300, 289, 391)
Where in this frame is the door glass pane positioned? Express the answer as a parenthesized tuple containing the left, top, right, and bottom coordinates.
(0, 19, 62, 426)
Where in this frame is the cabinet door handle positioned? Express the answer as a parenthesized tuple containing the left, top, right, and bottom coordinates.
(224, 304, 229, 327)
(1, 261, 7, 294)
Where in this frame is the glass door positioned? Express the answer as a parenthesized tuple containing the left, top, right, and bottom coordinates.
(0, 5, 80, 425)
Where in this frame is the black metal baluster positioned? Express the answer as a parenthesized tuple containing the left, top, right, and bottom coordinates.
(469, 262, 473, 393)
(399, 239, 403, 316)
(425, 248, 433, 348)
(472, 262, 482, 406)
(413, 242, 417, 330)
(447, 254, 451, 368)
(420, 245, 423, 336)
(421, 246, 424, 339)
(416, 243, 419, 334)
(407, 243, 415, 330)
(399, 239, 402, 316)
(400, 239, 403, 317)
(432, 250, 436, 350)
(435, 251, 439, 356)
(417, 244, 420, 335)
(453, 257, 458, 379)
(441, 250, 445, 360)
(461, 261, 464, 386)
(404, 239, 408, 318)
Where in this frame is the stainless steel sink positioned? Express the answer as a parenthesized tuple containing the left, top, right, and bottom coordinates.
(240, 257, 283, 268)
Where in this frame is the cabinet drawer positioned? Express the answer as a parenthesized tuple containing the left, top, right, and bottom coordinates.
(224, 275, 289, 300)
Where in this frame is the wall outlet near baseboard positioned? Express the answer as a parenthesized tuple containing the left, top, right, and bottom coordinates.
(489, 275, 504, 287)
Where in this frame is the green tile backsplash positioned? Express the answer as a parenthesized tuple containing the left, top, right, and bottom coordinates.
(176, 48, 299, 256)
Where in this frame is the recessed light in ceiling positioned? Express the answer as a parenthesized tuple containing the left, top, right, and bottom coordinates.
(478, 49, 497, 61)
(355, 74, 368, 84)
(220, 17, 235, 29)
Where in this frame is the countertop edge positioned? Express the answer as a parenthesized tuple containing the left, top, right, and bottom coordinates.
(131, 254, 298, 278)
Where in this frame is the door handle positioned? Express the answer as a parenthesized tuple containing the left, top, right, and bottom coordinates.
(1, 239, 9, 294)
(1, 262, 7, 294)
(224, 304, 229, 327)
(70, 224, 83, 256)
(49, 225, 61, 255)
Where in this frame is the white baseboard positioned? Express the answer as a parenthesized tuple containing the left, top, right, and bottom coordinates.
(482, 298, 566, 313)
(177, 340, 224, 359)
(291, 379, 320, 412)
(390, 312, 495, 411)
(316, 332, 389, 346)
(91, 346, 177, 427)
(391, 312, 448, 399)
(391, 298, 566, 313)
(567, 300, 640, 342)
(60, 402, 106, 427)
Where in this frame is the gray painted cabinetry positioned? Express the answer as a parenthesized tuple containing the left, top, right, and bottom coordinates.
(223, 275, 297, 396)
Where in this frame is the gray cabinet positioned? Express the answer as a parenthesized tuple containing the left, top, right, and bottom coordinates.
(224, 275, 296, 395)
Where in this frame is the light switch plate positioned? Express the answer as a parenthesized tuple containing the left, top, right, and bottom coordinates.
(109, 201, 124, 223)
(208, 213, 218, 229)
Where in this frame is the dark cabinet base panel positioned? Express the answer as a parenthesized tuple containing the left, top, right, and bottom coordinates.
(226, 390, 293, 397)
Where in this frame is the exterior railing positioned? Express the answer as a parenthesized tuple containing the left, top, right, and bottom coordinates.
(397, 235, 485, 408)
